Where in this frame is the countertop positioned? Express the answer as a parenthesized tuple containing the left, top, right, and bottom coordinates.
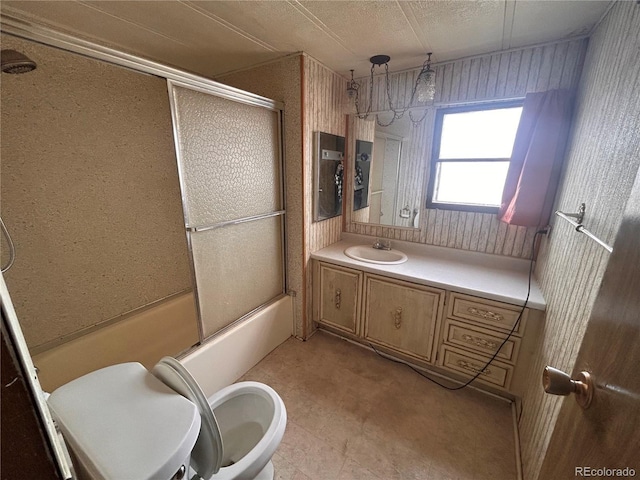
(311, 234, 546, 311)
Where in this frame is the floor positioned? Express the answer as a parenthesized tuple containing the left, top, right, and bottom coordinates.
(239, 331, 517, 480)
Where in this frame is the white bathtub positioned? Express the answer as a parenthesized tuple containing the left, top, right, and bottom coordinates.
(180, 295, 293, 397)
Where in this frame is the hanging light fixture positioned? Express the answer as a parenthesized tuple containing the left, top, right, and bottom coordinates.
(415, 52, 436, 103)
(347, 52, 436, 126)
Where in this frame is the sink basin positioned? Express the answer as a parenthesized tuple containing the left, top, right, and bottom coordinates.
(344, 245, 408, 265)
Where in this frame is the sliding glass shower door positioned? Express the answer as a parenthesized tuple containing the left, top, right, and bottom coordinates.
(168, 81, 285, 340)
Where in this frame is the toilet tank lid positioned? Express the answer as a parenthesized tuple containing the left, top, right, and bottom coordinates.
(48, 362, 201, 480)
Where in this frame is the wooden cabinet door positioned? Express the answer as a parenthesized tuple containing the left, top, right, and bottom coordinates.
(363, 274, 444, 362)
(318, 263, 362, 334)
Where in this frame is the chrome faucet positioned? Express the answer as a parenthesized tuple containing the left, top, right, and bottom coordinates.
(372, 238, 391, 250)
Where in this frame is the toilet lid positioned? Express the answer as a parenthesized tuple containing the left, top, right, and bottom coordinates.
(152, 357, 223, 479)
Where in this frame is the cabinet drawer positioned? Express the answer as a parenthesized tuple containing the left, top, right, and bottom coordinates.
(443, 319, 520, 363)
(440, 345, 513, 389)
(318, 263, 362, 334)
(448, 292, 527, 336)
(364, 274, 444, 362)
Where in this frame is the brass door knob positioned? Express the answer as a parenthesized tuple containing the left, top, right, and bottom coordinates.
(542, 366, 593, 409)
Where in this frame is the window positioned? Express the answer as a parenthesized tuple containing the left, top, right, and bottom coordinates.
(427, 101, 523, 213)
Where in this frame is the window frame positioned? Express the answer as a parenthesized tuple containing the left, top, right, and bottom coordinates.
(426, 100, 524, 213)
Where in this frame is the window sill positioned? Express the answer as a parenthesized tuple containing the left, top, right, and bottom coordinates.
(426, 202, 500, 214)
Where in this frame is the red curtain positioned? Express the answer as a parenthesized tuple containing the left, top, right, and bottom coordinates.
(498, 89, 574, 227)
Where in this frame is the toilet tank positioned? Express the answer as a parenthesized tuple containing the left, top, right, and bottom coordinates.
(47, 363, 200, 480)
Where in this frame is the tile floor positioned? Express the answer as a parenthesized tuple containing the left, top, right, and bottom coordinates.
(239, 331, 517, 480)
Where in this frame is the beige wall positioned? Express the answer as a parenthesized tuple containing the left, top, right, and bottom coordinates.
(518, 3, 640, 479)
(0, 35, 195, 352)
(347, 38, 588, 258)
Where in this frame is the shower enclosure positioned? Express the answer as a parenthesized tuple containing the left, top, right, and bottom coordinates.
(167, 81, 286, 341)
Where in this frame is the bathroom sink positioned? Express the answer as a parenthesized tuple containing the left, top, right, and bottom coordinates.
(344, 245, 408, 265)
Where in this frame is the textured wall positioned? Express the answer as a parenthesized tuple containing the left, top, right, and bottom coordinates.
(0, 35, 193, 350)
(518, 4, 640, 479)
(348, 38, 588, 258)
(217, 54, 305, 337)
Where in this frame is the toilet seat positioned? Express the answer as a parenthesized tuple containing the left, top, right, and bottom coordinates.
(153, 357, 286, 480)
(152, 357, 224, 479)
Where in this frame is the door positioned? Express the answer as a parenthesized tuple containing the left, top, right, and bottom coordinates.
(317, 263, 362, 334)
(167, 81, 285, 340)
(370, 135, 401, 225)
(539, 169, 640, 477)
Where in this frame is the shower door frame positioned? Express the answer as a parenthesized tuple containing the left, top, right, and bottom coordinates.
(166, 79, 288, 344)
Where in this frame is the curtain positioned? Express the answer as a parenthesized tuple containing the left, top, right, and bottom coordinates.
(498, 89, 574, 227)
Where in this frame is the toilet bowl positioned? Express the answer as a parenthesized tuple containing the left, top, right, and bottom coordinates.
(152, 357, 287, 480)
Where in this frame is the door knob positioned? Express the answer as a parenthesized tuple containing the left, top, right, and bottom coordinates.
(542, 366, 593, 409)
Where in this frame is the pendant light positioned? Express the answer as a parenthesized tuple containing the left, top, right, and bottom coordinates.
(347, 53, 435, 127)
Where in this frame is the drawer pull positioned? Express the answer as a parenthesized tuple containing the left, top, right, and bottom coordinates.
(461, 333, 499, 351)
(394, 307, 402, 329)
(457, 359, 491, 376)
(335, 289, 341, 309)
(467, 306, 504, 322)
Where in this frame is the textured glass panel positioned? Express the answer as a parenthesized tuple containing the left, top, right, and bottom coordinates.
(434, 161, 509, 206)
(440, 107, 522, 159)
(171, 85, 281, 226)
(190, 216, 284, 338)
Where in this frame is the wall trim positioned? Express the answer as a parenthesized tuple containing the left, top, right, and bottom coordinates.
(512, 402, 524, 480)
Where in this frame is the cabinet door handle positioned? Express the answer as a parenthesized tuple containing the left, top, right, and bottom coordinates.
(467, 306, 504, 322)
(457, 359, 491, 376)
(461, 333, 499, 350)
(394, 307, 402, 329)
(335, 289, 341, 309)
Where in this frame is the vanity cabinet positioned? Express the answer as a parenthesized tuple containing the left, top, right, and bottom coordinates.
(437, 292, 529, 390)
(313, 259, 542, 397)
(363, 274, 444, 363)
(316, 263, 363, 335)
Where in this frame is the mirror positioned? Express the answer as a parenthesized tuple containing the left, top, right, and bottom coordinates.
(314, 131, 346, 221)
(349, 113, 432, 229)
(353, 139, 372, 211)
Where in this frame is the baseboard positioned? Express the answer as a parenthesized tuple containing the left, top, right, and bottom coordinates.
(512, 401, 524, 480)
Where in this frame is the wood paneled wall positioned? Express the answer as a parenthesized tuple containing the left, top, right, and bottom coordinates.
(303, 55, 348, 336)
(347, 38, 588, 259)
(518, 4, 640, 479)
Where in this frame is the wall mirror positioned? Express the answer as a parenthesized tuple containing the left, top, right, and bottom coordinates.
(353, 140, 372, 211)
(314, 131, 346, 221)
(349, 113, 432, 229)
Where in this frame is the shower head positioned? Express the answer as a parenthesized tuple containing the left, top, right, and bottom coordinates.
(1, 49, 37, 74)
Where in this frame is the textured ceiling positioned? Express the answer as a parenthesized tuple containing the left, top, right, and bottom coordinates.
(0, 1, 612, 80)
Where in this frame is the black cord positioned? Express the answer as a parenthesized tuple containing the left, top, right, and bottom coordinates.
(369, 229, 546, 391)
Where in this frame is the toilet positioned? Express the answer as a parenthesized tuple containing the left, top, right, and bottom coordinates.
(152, 356, 287, 480)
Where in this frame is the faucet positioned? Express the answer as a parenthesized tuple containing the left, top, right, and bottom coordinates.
(372, 238, 391, 250)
